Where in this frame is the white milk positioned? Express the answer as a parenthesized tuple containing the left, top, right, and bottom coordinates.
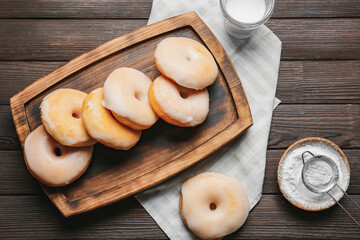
(226, 0, 266, 23)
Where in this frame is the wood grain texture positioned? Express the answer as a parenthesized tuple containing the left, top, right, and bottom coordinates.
(0, 61, 65, 104)
(273, 0, 360, 18)
(267, 19, 360, 60)
(0, 19, 359, 61)
(1, 60, 360, 105)
(0, 0, 359, 19)
(0, 0, 153, 19)
(0, 105, 21, 150)
(0, 150, 41, 195)
(277, 61, 360, 103)
(0, 19, 147, 61)
(2, 104, 360, 150)
(10, 12, 252, 216)
(1, 149, 359, 195)
(269, 104, 360, 149)
(0, 195, 359, 239)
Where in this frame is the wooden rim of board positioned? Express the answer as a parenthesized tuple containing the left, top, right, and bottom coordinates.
(10, 12, 253, 217)
(277, 137, 350, 211)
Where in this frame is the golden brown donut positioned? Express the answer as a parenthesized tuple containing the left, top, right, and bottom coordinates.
(82, 88, 141, 150)
(40, 88, 96, 147)
(149, 75, 209, 127)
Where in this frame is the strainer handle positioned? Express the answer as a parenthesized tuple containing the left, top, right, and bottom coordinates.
(327, 189, 360, 227)
(301, 151, 314, 165)
(335, 184, 360, 209)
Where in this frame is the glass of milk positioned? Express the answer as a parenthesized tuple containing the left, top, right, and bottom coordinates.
(220, 0, 275, 39)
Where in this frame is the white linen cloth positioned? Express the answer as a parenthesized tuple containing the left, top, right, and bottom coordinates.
(136, 0, 282, 239)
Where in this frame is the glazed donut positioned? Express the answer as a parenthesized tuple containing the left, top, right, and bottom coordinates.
(180, 172, 250, 239)
(149, 75, 209, 127)
(40, 88, 96, 147)
(154, 37, 218, 90)
(102, 67, 158, 130)
(24, 125, 93, 187)
(82, 88, 141, 150)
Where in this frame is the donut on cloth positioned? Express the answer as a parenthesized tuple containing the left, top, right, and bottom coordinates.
(154, 37, 218, 90)
(102, 67, 158, 130)
(82, 88, 141, 150)
(24, 125, 93, 187)
(180, 172, 250, 239)
(40, 88, 96, 147)
(149, 75, 209, 127)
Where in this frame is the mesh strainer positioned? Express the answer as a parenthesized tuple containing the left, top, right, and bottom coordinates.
(301, 151, 360, 227)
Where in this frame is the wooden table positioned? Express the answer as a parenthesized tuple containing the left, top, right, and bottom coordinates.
(0, 0, 359, 239)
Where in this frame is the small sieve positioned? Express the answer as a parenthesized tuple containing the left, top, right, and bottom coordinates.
(301, 151, 360, 226)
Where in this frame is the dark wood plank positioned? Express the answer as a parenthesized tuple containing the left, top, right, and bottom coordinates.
(0, 19, 147, 61)
(0, 19, 359, 61)
(264, 150, 360, 195)
(0, 61, 65, 105)
(234, 195, 360, 239)
(0, 0, 152, 19)
(273, 0, 360, 18)
(277, 60, 360, 104)
(2, 60, 360, 105)
(0, 195, 167, 239)
(0, 150, 41, 195)
(0, 0, 359, 19)
(269, 104, 360, 149)
(267, 19, 360, 60)
(0, 195, 359, 239)
(0, 105, 21, 150)
(3, 104, 360, 151)
(1, 149, 359, 195)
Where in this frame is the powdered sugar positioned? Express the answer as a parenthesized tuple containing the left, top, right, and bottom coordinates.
(278, 139, 350, 210)
(303, 159, 333, 189)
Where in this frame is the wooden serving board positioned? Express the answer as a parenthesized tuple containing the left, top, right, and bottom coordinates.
(10, 12, 252, 217)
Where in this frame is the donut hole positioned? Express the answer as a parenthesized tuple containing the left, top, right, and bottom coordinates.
(72, 112, 81, 119)
(54, 147, 62, 157)
(135, 91, 147, 102)
(179, 89, 192, 99)
(209, 202, 217, 211)
(179, 91, 188, 99)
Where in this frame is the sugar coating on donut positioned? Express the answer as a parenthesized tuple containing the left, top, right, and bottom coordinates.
(102, 67, 158, 130)
(40, 88, 96, 147)
(24, 125, 93, 187)
(154, 37, 218, 90)
(82, 88, 141, 150)
(41, 99, 56, 130)
(180, 172, 250, 239)
(149, 75, 209, 127)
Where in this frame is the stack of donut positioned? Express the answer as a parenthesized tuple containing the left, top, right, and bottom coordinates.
(23, 37, 218, 187)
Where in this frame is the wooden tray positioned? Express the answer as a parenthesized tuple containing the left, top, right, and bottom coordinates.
(10, 12, 252, 217)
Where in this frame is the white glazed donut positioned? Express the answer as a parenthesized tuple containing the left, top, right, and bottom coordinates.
(149, 75, 209, 127)
(102, 67, 158, 130)
(40, 88, 97, 147)
(82, 88, 141, 150)
(180, 172, 250, 239)
(154, 37, 218, 90)
(24, 125, 93, 187)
